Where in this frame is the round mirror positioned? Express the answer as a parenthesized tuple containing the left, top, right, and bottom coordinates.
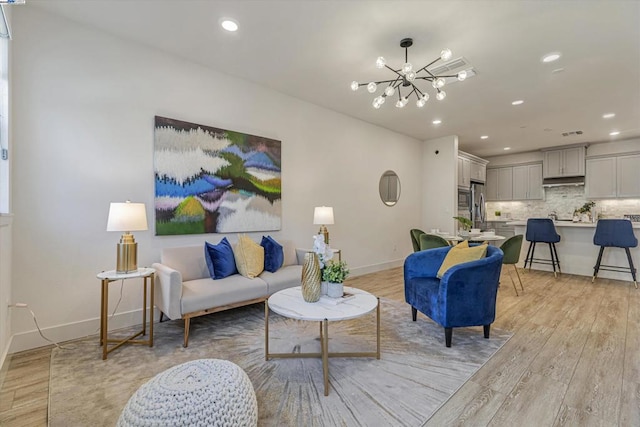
(379, 170, 401, 206)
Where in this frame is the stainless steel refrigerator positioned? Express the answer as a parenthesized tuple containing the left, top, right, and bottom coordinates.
(470, 182, 486, 230)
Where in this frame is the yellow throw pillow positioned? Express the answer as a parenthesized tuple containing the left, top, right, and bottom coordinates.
(437, 241, 488, 278)
(233, 235, 265, 279)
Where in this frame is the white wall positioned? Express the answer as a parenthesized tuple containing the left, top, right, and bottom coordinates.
(7, 7, 423, 353)
(421, 135, 458, 233)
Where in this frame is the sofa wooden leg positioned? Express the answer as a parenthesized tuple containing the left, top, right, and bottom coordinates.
(483, 324, 491, 339)
(183, 318, 190, 348)
(445, 327, 452, 347)
(411, 307, 417, 321)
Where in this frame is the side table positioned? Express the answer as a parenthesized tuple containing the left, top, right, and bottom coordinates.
(96, 267, 155, 360)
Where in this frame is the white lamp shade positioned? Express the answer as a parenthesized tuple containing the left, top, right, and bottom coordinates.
(313, 206, 334, 225)
(106, 202, 148, 232)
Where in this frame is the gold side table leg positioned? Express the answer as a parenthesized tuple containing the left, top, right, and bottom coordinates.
(149, 274, 154, 347)
(376, 297, 381, 359)
(322, 318, 329, 396)
(264, 301, 269, 361)
(142, 277, 147, 336)
(101, 279, 109, 360)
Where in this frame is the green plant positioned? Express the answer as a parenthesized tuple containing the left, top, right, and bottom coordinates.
(577, 201, 596, 214)
(322, 260, 349, 283)
(453, 216, 473, 231)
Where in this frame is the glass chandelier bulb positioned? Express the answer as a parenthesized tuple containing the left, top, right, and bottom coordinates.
(376, 95, 385, 105)
(401, 62, 412, 74)
(395, 99, 404, 108)
(416, 98, 426, 108)
(436, 90, 446, 101)
(430, 77, 445, 88)
(440, 48, 452, 61)
(367, 82, 377, 93)
(373, 99, 382, 109)
(401, 96, 409, 106)
(406, 70, 417, 81)
(384, 85, 395, 96)
(422, 93, 430, 102)
(376, 56, 386, 69)
(457, 70, 467, 81)
(350, 81, 359, 91)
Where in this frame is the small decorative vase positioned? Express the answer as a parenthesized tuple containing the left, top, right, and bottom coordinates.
(301, 252, 321, 302)
(321, 281, 328, 296)
(327, 282, 344, 298)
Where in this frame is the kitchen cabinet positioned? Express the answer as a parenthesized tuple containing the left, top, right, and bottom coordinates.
(458, 156, 470, 188)
(512, 163, 543, 200)
(543, 146, 585, 178)
(470, 159, 486, 183)
(586, 154, 640, 198)
(486, 167, 513, 201)
(485, 221, 515, 239)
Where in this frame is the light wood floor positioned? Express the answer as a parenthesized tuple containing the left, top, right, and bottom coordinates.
(1, 266, 638, 426)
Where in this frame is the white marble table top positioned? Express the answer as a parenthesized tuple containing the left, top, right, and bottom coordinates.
(438, 233, 506, 242)
(268, 286, 378, 322)
(97, 267, 155, 280)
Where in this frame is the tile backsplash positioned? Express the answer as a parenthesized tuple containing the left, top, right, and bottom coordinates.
(485, 186, 640, 221)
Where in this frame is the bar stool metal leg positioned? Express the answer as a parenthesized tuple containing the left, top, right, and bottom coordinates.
(592, 246, 605, 282)
(552, 243, 561, 274)
(625, 247, 638, 289)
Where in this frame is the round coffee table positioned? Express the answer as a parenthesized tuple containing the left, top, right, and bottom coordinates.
(265, 286, 380, 396)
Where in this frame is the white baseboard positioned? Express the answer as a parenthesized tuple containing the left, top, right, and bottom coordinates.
(8, 307, 159, 354)
(350, 258, 404, 277)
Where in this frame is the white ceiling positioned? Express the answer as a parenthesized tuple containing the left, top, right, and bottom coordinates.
(28, 0, 640, 157)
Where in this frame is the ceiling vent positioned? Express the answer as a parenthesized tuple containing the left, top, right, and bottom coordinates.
(429, 57, 470, 74)
(561, 130, 583, 137)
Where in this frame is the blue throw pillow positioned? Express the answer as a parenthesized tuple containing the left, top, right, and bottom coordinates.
(260, 236, 284, 273)
(204, 238, 238, 279)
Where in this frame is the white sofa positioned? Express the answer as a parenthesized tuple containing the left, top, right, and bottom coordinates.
(152, 240, 305, 347)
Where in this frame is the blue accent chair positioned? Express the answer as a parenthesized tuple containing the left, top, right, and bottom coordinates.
(404, 245, 504, 347)
(523, 218, 561, 277)
(592, 219, 638, 288)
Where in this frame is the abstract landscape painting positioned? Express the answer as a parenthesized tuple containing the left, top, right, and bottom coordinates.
(154, 116, 281, 235)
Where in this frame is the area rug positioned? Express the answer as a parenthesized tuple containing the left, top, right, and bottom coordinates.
(48, 298, 511, 426)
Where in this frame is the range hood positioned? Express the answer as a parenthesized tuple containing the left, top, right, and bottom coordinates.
(542, 176, 585, 187)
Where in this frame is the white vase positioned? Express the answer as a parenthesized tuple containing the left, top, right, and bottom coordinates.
(321, 281, 328, 295)
(327, 282, 343, 298)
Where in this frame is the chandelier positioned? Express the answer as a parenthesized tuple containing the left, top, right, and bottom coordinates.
(350, 38, 468, 109)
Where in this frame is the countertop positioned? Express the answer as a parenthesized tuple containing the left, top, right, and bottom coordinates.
(507, 220, 640, 229)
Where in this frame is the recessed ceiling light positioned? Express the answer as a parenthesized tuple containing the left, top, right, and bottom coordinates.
(609, 131, 620, 136)
(602, 113, 615, 119)
(504, 147, 511, 150)
(432, 119, 442, 125)
(220, 18, 239, 32)
(541, 52, 561, 63)
(480, 135, 488, 140)
(512, 100, 524, 106)
(551, 68, 565, 74)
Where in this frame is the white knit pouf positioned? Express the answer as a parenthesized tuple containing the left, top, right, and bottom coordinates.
(117, 359, 258, 427)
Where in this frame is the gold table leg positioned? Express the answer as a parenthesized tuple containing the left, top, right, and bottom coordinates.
(322, 319, 329, 396)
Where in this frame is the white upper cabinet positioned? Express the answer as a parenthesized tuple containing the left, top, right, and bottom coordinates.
(543, 146, 585, 178)
(486, 167, 513, 201)
(616, 154, 640, 198)
(470, 159, 486, 183)
(585, 157, 616, 198)
(458, 156, 470, 188)
(512, 163, 543, 200)
(586, 153, 640, 199)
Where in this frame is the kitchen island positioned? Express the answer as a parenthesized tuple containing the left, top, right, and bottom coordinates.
(507, 220, 639, 283)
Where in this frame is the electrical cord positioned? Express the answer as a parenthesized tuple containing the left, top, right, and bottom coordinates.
(8, 303, 72, 350)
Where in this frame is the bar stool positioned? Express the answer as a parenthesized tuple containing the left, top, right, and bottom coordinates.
(592, 219, 638, 288)
(523, 218, 561, 277)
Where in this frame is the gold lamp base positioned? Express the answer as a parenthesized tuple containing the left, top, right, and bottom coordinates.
(116, 232, 138, 273)
(318, 226, 329, 245)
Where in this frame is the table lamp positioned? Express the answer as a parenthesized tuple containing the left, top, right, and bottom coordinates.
(107, 201, 148, 273)
(313, 206, 334, 244)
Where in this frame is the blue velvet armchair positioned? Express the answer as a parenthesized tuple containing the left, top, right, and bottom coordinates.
(404, 245, 504, 347)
